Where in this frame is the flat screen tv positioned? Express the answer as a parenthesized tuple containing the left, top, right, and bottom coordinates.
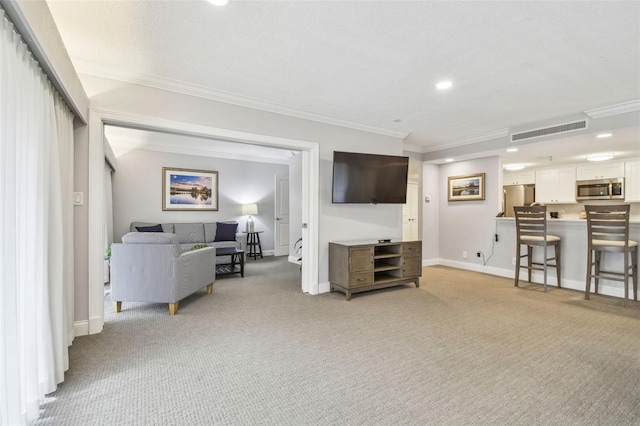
(332, 151, 409, 204)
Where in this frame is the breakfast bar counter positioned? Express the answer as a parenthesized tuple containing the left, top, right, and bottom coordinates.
(493, 217, 639, 299)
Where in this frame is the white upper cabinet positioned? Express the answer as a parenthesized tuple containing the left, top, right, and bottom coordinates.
(535, 167, 576, 204)
(576, 162, 625, 180)
(503, 171, 535, 185)
(625, 160, 640, 202)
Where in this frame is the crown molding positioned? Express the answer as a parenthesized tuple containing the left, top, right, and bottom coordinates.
(584, 100, 640, 119)
(76, 61, 408, 139)
(402, 143, 429, 154)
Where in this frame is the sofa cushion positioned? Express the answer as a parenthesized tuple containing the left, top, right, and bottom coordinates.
(214, 222, 238, 242)
(130, 222, 174, 233)
(136, 224, 163, 233)
(122, 231, 179, 245)
(204, 222, 217, 243)
(174, 223, 205, 244)
(122, 232, 182, 256)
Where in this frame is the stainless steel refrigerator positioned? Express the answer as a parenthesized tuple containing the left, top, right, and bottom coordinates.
(503, 184, 535, 217)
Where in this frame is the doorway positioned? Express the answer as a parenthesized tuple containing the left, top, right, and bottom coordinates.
(87, 110, 319, 334)
(402, 182, 419, 240)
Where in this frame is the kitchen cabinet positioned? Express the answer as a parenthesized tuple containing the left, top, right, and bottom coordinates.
(625, 160, 640, 202)
(504, 171, 535, 185)
(576, 162, 624, 180)
(535, 167, 576, 204)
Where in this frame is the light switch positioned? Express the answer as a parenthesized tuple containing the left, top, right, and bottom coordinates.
(74, 192, 84, 206)
(424, 195, 430, 203)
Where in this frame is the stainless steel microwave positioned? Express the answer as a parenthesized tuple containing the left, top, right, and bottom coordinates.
(575, 178, 624, 201)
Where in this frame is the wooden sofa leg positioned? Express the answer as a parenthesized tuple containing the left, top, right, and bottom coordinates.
(113, 301, 122, 313)
(169, 302, 179, 315)
(206, 283, 214, 294)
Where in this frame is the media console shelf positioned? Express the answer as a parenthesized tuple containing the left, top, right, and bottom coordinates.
(329, 240, 422, 300)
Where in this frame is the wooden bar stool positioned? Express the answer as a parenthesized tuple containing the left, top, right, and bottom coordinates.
(514, 206, 561, 292)
(585, 204, 638, 307)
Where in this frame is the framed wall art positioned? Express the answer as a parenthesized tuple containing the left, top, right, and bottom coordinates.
(162, 167, 219, 211)
(447, 173, 485, 201)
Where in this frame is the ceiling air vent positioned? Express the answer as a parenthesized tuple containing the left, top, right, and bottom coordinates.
(510, 119, 588, 142)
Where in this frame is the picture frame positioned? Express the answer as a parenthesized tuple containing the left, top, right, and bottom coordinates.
(447, 173, 485, 201)
(162, 167, 219, 211)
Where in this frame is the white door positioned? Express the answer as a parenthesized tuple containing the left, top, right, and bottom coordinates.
(274, 176, 290, 256)
(403, 183, 419, 240)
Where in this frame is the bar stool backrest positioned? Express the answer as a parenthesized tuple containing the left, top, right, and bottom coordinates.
(585, 204, 631, 251)
(514, 205, 548, 244)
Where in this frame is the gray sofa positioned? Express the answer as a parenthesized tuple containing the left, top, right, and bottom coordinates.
(110, 232, 216, 315)
(129, 221, 246, 259)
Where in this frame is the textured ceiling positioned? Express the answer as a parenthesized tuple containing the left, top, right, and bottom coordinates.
(47, 0, 640, 159)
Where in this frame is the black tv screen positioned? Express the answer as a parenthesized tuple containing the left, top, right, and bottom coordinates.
(332, 151, 409, 204)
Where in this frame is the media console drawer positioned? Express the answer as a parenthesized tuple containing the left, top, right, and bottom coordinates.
(329, 240, 422, 301)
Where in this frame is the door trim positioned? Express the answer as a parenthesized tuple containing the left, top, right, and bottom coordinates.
(87, 108, 319, 334)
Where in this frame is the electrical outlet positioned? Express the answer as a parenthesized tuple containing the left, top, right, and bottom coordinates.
(476, 252, 481, 258)
(462, 251, 468, 259)
(495, 234, 499, 242)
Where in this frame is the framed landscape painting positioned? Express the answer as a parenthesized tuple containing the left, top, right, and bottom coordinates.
(162, 167, 219, 211)
(447, 173, 485, 201)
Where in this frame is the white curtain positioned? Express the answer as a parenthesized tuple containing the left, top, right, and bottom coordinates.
(0, 9, 75, 425)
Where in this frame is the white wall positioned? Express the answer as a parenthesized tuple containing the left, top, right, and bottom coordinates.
(438, 156, 501, 266)
(112, 149, 288, 252)
(81, 74, 405, 287)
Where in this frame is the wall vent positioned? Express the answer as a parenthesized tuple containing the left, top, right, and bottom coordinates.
(510, 119, 588, 142)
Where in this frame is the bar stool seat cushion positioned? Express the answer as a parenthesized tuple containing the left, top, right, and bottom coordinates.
(592, 239, 638, 247)
(520, 235, 560, 242)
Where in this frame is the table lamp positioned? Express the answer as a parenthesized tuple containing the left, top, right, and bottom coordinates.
(242, 203, 258, 232)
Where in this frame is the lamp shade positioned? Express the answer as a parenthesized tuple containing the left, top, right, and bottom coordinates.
(242, 203, 258, 216)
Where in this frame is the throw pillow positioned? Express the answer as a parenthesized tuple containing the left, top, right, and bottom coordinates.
(136, 224, 163, 232)
(214, 222, 237, 242)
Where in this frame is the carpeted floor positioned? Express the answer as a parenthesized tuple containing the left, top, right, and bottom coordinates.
(33, 257, 640, 425)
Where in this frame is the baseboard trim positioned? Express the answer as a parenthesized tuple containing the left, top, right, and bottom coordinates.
(318, 281, 331, 294)
(74, 320, 89, 337)
(431, 258, 628, 299)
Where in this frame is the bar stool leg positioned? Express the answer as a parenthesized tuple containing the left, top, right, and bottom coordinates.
(527, 246, 533, 282)
(514, 243, 521, 287)
(624, 250, 630, 308)
(632, 248, 638, 301)
(543, 245, 548, 293)
(555, 242, 561, 288)
(594, 251, 601, 295)
(585, 248, 592, 300)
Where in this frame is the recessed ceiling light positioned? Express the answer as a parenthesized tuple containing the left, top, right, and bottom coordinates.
(596, 133, 612, 138)
(207, 0, 229, 6)
(587, 153, 614, 162)
(506, 148, 518, 153)
(504, 164, 525, 171)
(436, 80, 453, 90)
(445, 158, 454, 162)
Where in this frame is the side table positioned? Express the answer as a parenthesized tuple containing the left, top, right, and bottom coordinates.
(243, 231, 264, 260)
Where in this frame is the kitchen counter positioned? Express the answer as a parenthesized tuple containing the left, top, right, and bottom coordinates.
(493, 217, 639, 299)
(497, 217, 640, 223)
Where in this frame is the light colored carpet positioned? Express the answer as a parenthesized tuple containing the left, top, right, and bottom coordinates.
(33, 257, 640, 425)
